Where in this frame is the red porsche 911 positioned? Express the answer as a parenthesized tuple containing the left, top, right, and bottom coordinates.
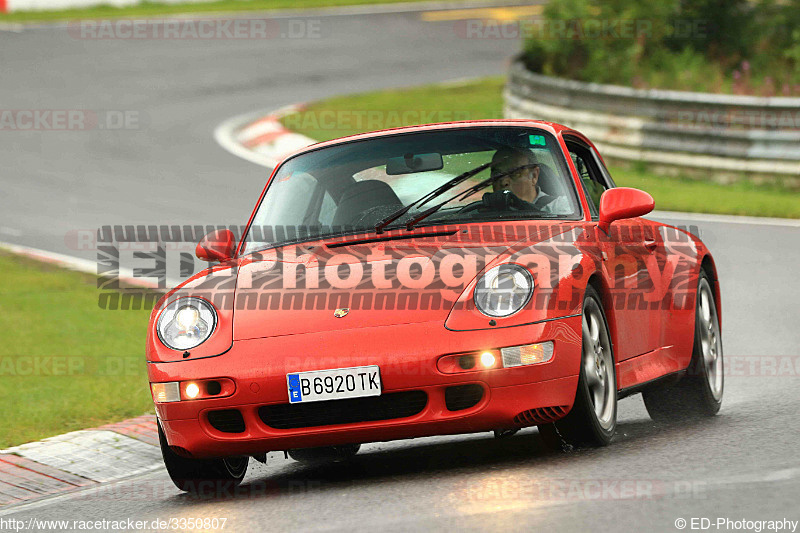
(147, 121, 723, 492)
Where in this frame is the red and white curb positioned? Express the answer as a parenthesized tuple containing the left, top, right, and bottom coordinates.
(213, 104, 316, 169)
(0, 415, 159, 506)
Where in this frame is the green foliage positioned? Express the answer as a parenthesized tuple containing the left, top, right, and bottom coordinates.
(664, 0, 751, 60)
(522, 0, 800, 94)
(524, 0, 673, 83)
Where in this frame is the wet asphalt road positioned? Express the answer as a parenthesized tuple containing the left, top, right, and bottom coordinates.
(1, 4, 799, 532)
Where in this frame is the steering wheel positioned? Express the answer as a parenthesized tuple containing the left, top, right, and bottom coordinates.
(456, 201, 486, 215)
(458, 191, 527, 215)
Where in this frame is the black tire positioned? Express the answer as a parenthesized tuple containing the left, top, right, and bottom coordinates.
(642, 272, 723, 422)
(538, 285, 617, 448)
(158, 423, 248, 493)
(288, 444, 361, 463)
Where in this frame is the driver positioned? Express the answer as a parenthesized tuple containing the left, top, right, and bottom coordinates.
(487, 147, 569, 214)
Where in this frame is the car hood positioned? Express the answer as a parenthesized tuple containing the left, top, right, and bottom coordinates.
(232, 223, 579, 341)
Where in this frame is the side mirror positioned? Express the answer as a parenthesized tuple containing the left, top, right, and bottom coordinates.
(196, 229, 236, 262)
(598, 187, 654, 233)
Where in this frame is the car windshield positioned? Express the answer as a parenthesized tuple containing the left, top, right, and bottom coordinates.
(243, 126, 581, 253)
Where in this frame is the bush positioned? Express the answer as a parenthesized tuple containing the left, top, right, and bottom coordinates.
(521, 0, 800, 95)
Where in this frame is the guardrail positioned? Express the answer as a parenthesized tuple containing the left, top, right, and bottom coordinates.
(504, 62, 800, 186)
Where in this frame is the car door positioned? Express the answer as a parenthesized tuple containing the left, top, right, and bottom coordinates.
(565, 137, 662, 361)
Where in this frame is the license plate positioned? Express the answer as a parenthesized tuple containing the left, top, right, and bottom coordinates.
(286, 365, 381, 404)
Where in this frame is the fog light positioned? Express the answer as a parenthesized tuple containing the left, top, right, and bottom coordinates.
(501, 342, 554, 368)
(480, 351, 496, 368)
(151, 382, 180, 403)
(206, 380, 222, 396)
(184, 382, 200, 399)
(458, 355, 475, 370)
(437, 351, 501, 374)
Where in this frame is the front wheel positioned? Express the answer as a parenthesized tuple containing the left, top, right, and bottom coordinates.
(158, 423, 248, 493)
(538, 285, 617, 448)
(642, 272, 723, 421)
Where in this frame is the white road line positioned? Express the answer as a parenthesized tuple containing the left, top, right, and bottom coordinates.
(0, 240, 182, 288)
(0, 241, 99, 273)
(0, 24, 25, 33)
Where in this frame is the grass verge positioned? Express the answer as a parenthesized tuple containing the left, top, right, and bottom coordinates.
(0, 0, 470, 24)
(280, 77, 800, 219)
(0, 250, 154, 448)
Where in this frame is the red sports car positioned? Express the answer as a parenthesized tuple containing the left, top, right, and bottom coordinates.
(147, 120, 723, 492)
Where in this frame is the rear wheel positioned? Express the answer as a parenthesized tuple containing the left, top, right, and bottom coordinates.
(538, 285, 617, 448)
(643, 272, 723, 421)
(288, 444, 361, 463)
(158, 423, 248, 493)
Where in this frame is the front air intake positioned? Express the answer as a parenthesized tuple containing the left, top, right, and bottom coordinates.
(207, 409, 246, 433)
(259, 391, 428, 429)
(444, 384, 484, 411)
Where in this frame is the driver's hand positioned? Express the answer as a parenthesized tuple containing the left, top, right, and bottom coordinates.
(482, 190, 529, 210)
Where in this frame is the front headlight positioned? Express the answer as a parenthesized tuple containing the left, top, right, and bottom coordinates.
(157, 297, 217, 351)
(473, 264, 534, 318)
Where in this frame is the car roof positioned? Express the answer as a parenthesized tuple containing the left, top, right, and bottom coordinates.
(289, 119, 583, 158)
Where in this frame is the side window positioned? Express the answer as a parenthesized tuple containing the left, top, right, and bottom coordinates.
(566, 140, 610, 219)
(591, 148, 617, 189)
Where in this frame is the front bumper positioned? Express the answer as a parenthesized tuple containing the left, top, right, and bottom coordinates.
(149, 317, 582, 459)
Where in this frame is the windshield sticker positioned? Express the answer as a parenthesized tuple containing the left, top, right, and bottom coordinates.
(529, 134, 546, 147)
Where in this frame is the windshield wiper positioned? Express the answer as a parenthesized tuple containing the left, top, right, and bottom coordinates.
(404, 164, 535, 231)
(374, 161, 493, 234)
